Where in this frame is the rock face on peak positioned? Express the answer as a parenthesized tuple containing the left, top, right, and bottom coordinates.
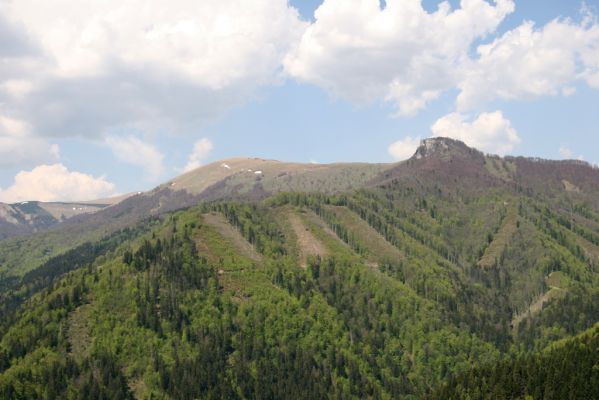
(373, 136, 599, 206)
(412, 137, 484, 161)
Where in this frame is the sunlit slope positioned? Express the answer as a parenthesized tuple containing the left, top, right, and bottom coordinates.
(1, 180, 599, 398)
(168, 157, 389, 199)
(0, 203, 499, 399)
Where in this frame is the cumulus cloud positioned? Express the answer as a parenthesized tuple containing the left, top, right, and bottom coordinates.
(559, 146, 573, 159)
(184, 138, 214, 172)
(558, 145, 585, 160)
(0, 164, 115, 203)
(389, 111, 520, 160)
(0, 114, 60, 167)
(285, 0, 515, 116)
(458, 17, 599, 110)
(388, 136, 421, 161)
(105, 136, 164, 181)
(430, 111, 520, 155)
(0, 0, 306, 138)
(285, 0, 599, 116)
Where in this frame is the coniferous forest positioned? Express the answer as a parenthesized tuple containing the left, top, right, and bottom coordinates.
(1, 142, 599, 399)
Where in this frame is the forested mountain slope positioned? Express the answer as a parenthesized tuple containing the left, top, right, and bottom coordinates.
(0, 159, 388, 277)
(1, 138, 598, 399)
(431, 323, 599, 399)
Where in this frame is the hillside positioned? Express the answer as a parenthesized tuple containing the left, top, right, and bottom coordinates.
(0, 159, 389, 277)
(0, 195, 134, 240)
(0, 138, 598, 398)
(431, 323, 599, 399)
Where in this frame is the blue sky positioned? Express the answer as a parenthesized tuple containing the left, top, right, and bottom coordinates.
(0, 0, 598, 201)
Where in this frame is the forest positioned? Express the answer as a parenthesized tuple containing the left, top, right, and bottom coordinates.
(0, 178, 598, 399)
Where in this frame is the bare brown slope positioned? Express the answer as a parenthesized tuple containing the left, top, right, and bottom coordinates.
(285, 210, 328, 268)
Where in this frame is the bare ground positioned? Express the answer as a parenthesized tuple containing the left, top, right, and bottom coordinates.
(512, 272, 567, 331)
(202, 212, 262, 263)
(325, 205, 404, 266)
(67, 304, 93, 362)
(286, 211, 328, 268)
(478, 208, 518, 268)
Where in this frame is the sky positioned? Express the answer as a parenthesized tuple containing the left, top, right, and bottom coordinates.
(0, 0, 598, 202)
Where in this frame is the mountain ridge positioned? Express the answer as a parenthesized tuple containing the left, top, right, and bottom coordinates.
(2, 136, 599, 276)
(1, 137, 598, 398)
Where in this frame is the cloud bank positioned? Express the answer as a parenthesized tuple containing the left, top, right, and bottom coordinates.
(0, 114, 60, 167)
(286, 0, 599, 115)
(0, 164, 115, 203)
(0, 0, 307, 139)
(285, 0, 515, 115)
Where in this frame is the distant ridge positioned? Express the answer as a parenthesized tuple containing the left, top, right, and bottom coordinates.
(2, 138, 599, 240)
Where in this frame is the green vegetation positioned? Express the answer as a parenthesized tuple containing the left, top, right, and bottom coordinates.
(1, 140, 599, 398)
(431, 323, 599, 399)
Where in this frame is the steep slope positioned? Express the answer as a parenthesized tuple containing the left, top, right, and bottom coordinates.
(0, 159, 388, 278)
(0, 204, 499, 399)
(1, 138, 599, 398)
(2, 193, 597, 398)
(431, 323, 599, 399)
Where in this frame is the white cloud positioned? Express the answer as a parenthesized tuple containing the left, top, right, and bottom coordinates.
(559, 146, 573, 159)
(0, 114, 60, 167)
(388, 136, 421, 161)
(0, 164, 115, 203)
(285, 1, 599, 116)
(558, 145, 585, 160)
(430, 111, 520, 155)
(106, 136, 164, 181)
(0, 0, 306, 138)
(457, 17, 599, 110)
(184, 138, 213, 172)
(285, 0, 515, 116)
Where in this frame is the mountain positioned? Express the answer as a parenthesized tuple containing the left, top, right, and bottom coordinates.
(0, 158, 390, 277)
(0, 137, 598, 399)
(431, 322, 599, 399)
(0, 194, 134, 240)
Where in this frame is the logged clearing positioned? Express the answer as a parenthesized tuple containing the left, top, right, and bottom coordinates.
(478, 208, 518, 268)
(512, 287, 565, 330)
(575, 235, 599, 262)
(562, 179, 581, 193)
(202, 213, 262, 263)
(512, 272, 567, 331)
(67, 304, 93, 362)
(324, 205, 404, 265)
(286, 210, 328, 268)
(199, 213, 266, 296)
(301, 210, 353, 253)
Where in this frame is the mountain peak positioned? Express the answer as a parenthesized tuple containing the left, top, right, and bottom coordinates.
(412, 137, 482, 161)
